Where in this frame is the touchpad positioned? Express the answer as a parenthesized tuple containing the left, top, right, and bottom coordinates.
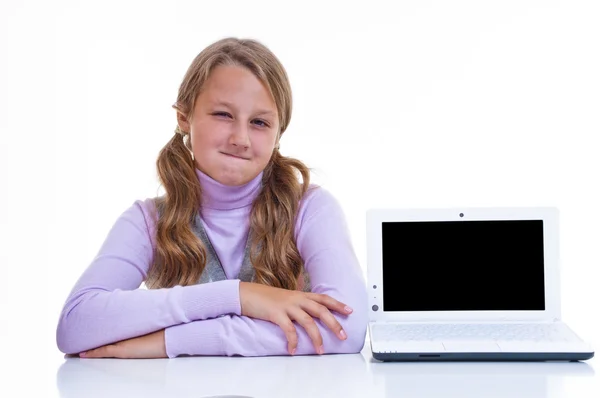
(443, 342, 501, 352)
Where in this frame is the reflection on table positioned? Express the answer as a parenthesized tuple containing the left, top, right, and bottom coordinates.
(56, 345, 596, 398)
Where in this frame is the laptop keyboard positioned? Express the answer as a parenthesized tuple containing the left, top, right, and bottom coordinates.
(371, 323, 576, 342)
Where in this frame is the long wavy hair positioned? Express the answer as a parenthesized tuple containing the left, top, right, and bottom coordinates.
(145, 37, 310, 290)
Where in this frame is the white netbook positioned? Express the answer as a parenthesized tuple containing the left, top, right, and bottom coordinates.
(366, 207, 594, 361)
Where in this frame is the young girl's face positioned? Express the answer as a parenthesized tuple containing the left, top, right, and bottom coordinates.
(178, 65, 280, 186)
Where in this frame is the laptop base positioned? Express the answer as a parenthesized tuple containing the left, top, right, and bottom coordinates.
(372, 351, 595, 362)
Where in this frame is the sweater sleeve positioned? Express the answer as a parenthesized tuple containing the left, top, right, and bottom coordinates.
(55, 199, 242, 355)
(164, 187, 368, 357)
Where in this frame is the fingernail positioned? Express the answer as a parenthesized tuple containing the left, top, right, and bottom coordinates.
(318, 345, 324, 355)
(79, 352, 87, 358)
(345, 306, 353, 313)
(340, 329, 347, 340)
(291, 348, 296, 355)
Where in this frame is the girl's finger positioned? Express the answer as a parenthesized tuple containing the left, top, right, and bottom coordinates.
(80, 344, 115, 358)
(290, 308, 324, 354)
(275, 317, 299, 355)
(302, 300, 346, 341)
(308, 293, 353, 315)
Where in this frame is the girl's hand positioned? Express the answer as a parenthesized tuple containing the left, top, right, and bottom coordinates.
(239, 282, 353, 355)
(78, 330, 167, 359)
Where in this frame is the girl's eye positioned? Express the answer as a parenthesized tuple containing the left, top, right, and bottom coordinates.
(213, 112, 269, 128)
(253, 119, 269, 128)
(213, 112, 232, 118)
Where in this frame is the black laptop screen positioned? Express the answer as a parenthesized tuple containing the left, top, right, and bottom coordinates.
(381, 220, 545, 311)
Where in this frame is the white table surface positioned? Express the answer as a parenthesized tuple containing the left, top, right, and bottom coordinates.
(49, 339, 598, 398)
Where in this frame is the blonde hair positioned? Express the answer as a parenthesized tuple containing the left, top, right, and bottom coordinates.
(146, 37, 310, 290)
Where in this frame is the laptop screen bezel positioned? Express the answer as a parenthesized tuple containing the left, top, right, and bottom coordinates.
(366, 207, 560, 322)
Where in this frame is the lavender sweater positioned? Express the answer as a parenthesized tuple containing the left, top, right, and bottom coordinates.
(56, 168, 368, 358)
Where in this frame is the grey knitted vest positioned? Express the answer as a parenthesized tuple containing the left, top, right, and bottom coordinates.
(192, 213, 311, 291)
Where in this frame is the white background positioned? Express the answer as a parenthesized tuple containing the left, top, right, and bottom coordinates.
(1, 0, 599, 396)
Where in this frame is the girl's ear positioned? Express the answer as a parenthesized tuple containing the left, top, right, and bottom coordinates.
(175, 108, 191, 133)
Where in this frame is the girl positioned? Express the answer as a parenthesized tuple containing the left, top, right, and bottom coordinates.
(56, 37, 368, 358)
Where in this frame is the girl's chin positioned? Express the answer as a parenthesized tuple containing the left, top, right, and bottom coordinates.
(214, 171, 253, 186)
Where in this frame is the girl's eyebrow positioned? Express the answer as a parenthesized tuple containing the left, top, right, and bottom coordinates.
(211, 99, 275, 117)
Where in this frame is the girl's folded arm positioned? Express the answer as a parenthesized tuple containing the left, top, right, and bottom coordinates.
(56, 199, 242, 355)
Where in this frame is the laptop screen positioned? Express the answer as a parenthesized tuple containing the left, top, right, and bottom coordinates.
(382, 220, 545, 311)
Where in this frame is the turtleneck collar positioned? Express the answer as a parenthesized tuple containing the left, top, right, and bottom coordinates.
(195, 168, 264, 210)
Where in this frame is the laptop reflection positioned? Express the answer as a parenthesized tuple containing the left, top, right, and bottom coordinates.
(369, 359, 595, 398)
